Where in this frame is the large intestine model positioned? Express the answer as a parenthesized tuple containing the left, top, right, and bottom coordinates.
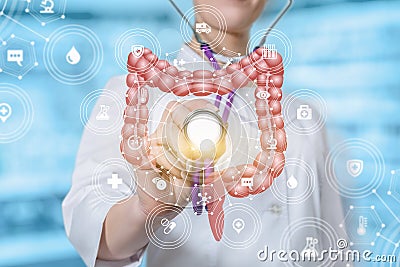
(121, 47, 287, 241)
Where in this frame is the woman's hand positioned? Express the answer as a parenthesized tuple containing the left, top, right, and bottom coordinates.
(121, 98, 219, 216)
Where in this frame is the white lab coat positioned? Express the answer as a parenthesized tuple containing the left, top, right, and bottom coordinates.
(62, 45, 347, 267)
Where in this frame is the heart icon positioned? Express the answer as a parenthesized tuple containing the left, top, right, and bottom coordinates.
(122, 47, 287, 241)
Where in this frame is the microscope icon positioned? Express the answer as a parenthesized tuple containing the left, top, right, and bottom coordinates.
(40, 0, 55, 14)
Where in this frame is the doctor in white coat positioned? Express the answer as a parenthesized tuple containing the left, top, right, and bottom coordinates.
(63, 0, 347, 266)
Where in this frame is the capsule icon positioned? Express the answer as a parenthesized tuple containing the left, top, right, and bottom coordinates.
(161, 218, 176, 235)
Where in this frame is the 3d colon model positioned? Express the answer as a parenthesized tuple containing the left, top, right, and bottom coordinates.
(121, 47, 287, 241)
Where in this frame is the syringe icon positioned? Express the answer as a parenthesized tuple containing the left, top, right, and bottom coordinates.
(357, 216, 368, 236)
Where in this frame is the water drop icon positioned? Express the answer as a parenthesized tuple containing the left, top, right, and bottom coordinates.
(66, 46, 81, 65)
(287, 175, 298, 189)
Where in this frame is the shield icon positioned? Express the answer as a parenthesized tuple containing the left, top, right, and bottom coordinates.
(131, 45, 144, 58)
(347, 159, 363, 177)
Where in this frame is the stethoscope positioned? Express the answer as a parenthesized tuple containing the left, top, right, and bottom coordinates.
(167, 0, 293, 215)
(168, 0, 293, 117)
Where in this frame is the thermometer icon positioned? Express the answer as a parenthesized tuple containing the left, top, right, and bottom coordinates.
(357, 216, 368, 236)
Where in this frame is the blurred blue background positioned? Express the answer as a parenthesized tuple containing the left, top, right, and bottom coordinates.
(0, 0, 399, 266)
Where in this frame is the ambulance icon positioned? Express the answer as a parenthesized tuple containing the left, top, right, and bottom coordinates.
(196, 22, 211, 34)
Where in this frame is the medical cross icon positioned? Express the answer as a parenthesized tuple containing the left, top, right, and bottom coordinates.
(107, 173, 123, 189)
(0, 106, 8, 115)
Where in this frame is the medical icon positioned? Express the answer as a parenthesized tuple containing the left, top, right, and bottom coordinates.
(357, 216, 368, 236)
(297, 105, 313, 120)
(256, 90, 270, 100)
(66, 46, 81, 65)
(262, 44, 278, 60)
(173, 58, 186, 67)
(266, 135, 278, 150)
(107, 173, 123, 189)
(7, 50, 24, 67)
(195, 22, 211, 34)
(44, 25, 102, 85)
(161, 218, 176, 235)
(286, 174, 298, 189)
(131, 45, 144, 58)
(40, 0, 55, 14)
(241, 177, 253, 188)
(196, 192, 212, 206)
(127, 135, 143, 151)
(232, 218, 245, 234)
(152, 177, 167, 191)
(301, 237, 319, 260)
(138, 87, 148, 104)
(347, 159, 363, 178)
(0, 103, 12, 123)
(96, 105, 110, 121)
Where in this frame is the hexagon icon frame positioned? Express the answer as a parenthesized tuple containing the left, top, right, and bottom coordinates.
(0, 0, 20, 31)
(339, 205, 385, 246)
(25, 0, 67, 26)
(0, 34, 38, 80)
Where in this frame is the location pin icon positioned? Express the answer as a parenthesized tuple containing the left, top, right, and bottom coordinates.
(0, 103, 12, 123)
(232, 218, 245, 234)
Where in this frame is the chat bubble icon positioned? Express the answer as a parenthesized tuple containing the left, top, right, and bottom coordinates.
(7, 49, 24, 67)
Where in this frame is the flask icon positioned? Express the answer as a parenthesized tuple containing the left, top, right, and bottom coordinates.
(301, 237, 319, 260)
(96, 105, 110, 121)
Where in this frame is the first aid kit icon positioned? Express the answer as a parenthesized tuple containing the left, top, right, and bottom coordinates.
(297, 105, 313, 120)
